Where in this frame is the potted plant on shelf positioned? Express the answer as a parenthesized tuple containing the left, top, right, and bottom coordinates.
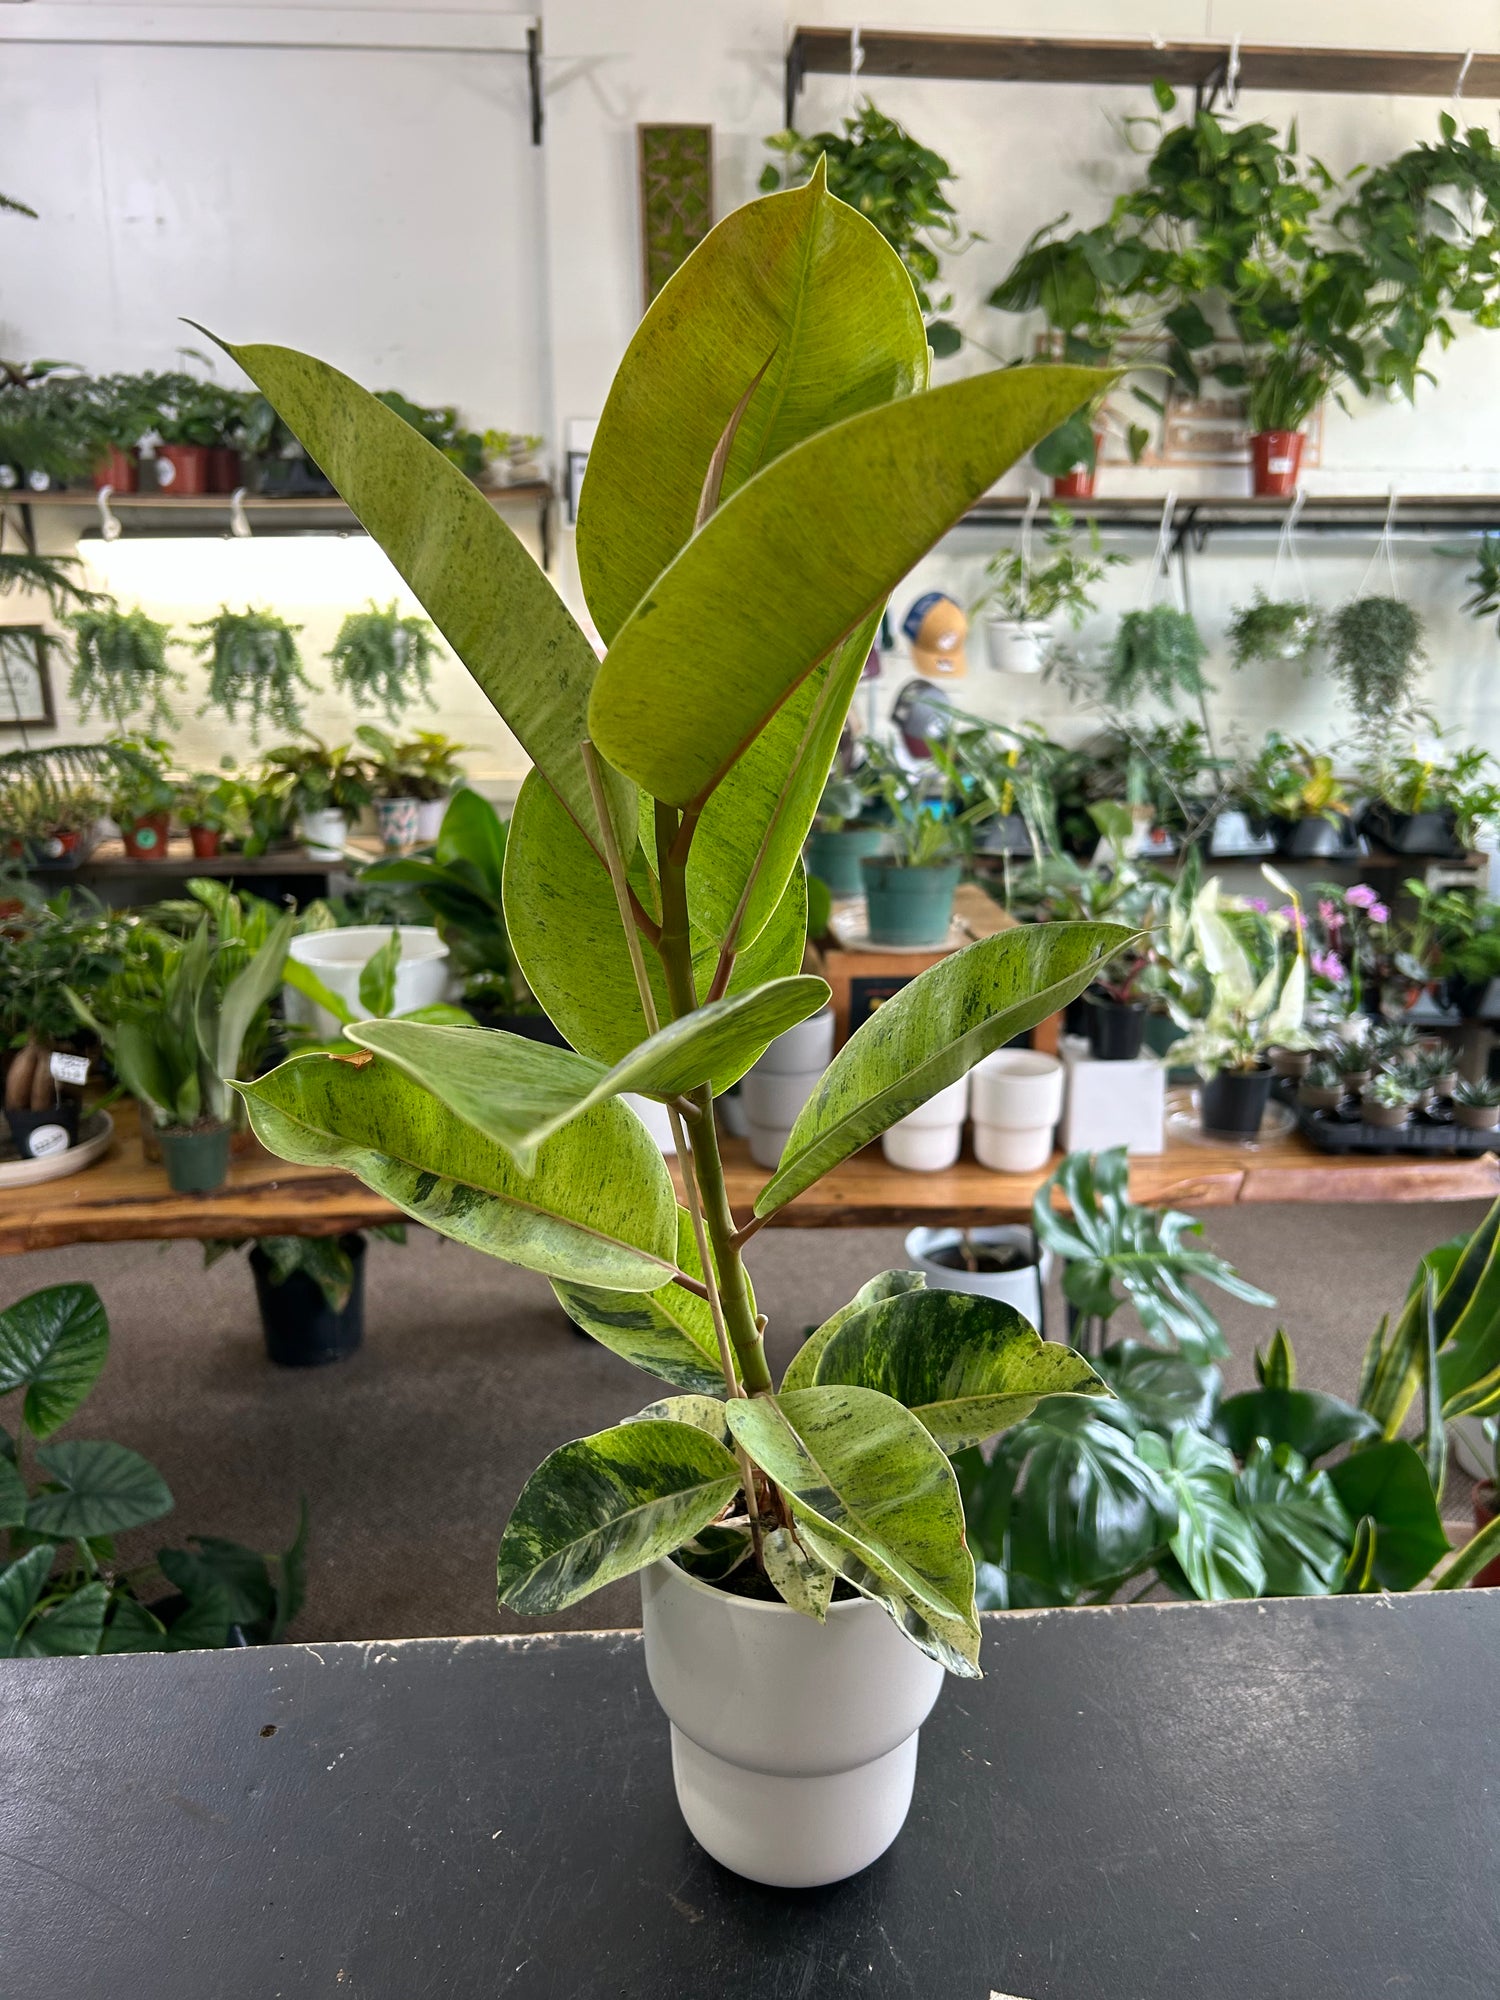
(1360, 1072, 1417, 1130)
(262, 740, 373, 861)
(398, 730, 470, 844)
(216, 163, 1129, 1885)
(1241, 732, 1356, 858)
(0, 889, 125, 1158)
(1359, 745, 1496, 857)
(176, 771, 250, 859)
(64, 601, 183, 731)
(970, 506, 1126, 675)
(1168, 877, 1307, 1137)
(192, 605, 313, 742)
(355, 723, 427, 851)
(327, 599, 443, 724)
(861, 746, 993, 946)
(1227, 589, 1322, 671)
(152, 372, 248, 494)
(204, 1225, 405, 1367)
(107, 737, 177, 860)
(1454, 1079, 1500, 1132)
(806, 755, 888, 896)
(83, 371, 170, 493)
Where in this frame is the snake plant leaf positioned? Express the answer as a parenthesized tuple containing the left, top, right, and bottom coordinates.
(552, 1209, 742, 1395)
(20, 1581, 109, 1658)
(1213, 1387, 1381, 1467)
(504, 767, 808, 1063)
(578, 162, 929, 644)
(761, 1526, 836, 1621)
(1325, 1439, 1449, 1592)
(725, 1385, 980, 1675)
(632, 1394, 732, 1444)
(0, 1281, 108, 1438)
(757, 922, 1133, 1215)
(588, 363, 1107, 807)
(350, 974, 828, 1173)
(1338, 1515, 1380, 1594)
(1431, 1509, 1500, 1590)
(810, 1289, 1107, 1453)
(781, 1269, 926, 1393)
(1135, 1428, 1265, 1601)
(495, 1419, 741, 1614)
(236, 1051, 678, 1291)
(207, 335, 634, 858)
(1436, 1199, 1500, 1412)
(26, 1440, 174, 1541)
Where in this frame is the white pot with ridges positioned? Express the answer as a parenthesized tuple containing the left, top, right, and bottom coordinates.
(881, 1074, 969, 1171)
(905, 1223, 1051, 1326)
(971, 1048, 1064, 1173)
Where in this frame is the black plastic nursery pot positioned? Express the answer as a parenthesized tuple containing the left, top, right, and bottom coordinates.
(1083, 993, 1147, 1062)
(5, 1097, 80, 1160)
(1361, 803, 1461, 857)
(1273, 813, 1355, 859)
(1199, 1063, 1273, 1137)
(251, 1233, 366, 1368)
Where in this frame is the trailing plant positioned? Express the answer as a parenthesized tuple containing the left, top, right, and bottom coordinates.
(64, 603, 183, 731)
(215, 166, 1129, 1678)
(0, 1282, 307, 1655)
(327, 600, 442, 722)
(192, 605, 313, 741)
(1103, 605, 1208, 709)
(1227, 590, 1322, 670)
(971, 506, 1125, 626)
(1326, 597, 1425, 744)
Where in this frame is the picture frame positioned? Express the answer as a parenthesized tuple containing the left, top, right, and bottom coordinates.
(0, 628, 57, 730)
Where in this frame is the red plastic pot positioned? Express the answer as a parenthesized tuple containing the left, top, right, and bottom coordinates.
(121, 812, 171, 860)
(1052, 431, 1104, 501)
(207, 447, 241, 493)
(189, 825, 221, 859)
(1471, 1485, 1500, 1588)
(155, 443, 211, 495)
(1249, 430, 1305, 498)
(92, 446, 138, 494)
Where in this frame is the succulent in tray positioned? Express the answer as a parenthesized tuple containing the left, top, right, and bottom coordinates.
(1454, 1078, 1500, 1129)
(1329, 1039, 1373, 1085)
(1370, 1021, 1421, 1063)
(1362, 1072, 1417, 1123)
(1298, 1059, 1343, 1111)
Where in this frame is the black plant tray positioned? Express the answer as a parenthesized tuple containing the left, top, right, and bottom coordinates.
(1273, 1080, 1500, 1156)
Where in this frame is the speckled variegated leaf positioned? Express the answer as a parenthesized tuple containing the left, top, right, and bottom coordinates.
(495, 1419, 740, 1614)
(551, 1209, 738, 1394)
(781, 1269, 926, 1393)
(673, 1520, 754, 1582)
(351, 975, 828, 1173)
(236, 1051, 677, 1292)
(633, 1394, 732, 1444)
(761, 1526, 835, 1621)
(726, 1385, 979, 1674)
(756, 922, 1135, 1215)
(813, 1289, 1106, 1453)
(798, 1521, 982, 1678)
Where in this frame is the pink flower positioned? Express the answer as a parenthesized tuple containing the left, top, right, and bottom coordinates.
(1311, 949, 1346, 983)
(1346, 884, 1379, 910)
(1247, 896, 1269, 913)
(1318, 899, 1338, 925)
(1369, 901, 1389, 925)
(1279, 904, 1305, 930)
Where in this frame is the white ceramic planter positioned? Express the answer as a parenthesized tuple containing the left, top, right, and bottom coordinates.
(640, 1557, 944, 1887)
(881, 1075, 968, 1172)
(621, 1092, 676, 1156)
(971, 1049, 1063, 1173)
(904, 1224, 1050, 1326)
(985, 616, 1050, 675)
(415, 796, 448, 844)
(299, 808, 348, 862)
(753, 1005, 835, 1076)
(285, 924, 450, 1037)
(740, 1020, 831, 1169)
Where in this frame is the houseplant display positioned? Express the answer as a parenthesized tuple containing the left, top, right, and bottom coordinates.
(395, 730, 469, 843)
(372, 390, 504, 481)
(204, 1225, 405, 1366)
(1240, 732, 1355, 858)
(1166, 876, 1307, 1137)
(176, 770, 249, 859)
(153, 371, 248, 493)
(1227, 589, 1322, 671)
(0, 889, 127, 1158)
(1360, 744, 1500, 857)
(355, 723, 429, 850)
(1103, 605, 1209, 711)
(192, 605, 313, 741)
(215, 166, 1128, 1885)
(1327, 597, 1425, 749)
(64, 602, 182, 731)
(0, 1281, 309, 1653)
(262, 739, 372, 860)
(82, 370, 171, 491)
(107, 737, 178, 860)
(860, 746, 993, 946)
(327, 599, 443, 724)
(971, 505, 1126, 674)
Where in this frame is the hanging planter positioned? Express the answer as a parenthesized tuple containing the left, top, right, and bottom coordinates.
(64, 604, 183, 732)
(327, 600, 443, 724)
(1227, 591, 1321, 671)
(192, 606, 313, 743)
(971, 497, 1125, 676)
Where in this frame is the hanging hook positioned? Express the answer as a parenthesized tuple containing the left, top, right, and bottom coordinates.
(845, 25, 864, 115)
(1455, 49, 1474, 107)
(1018, 487, 1041, 590)
(95, 486, 122, 543)
(228, 486, 251, 539)
(1224, 34, 1241, 112)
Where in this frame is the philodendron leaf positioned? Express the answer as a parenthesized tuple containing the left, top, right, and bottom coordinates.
(810, 1289, 1106, 1453)
(237, 1051, 678, 1291)
(26, 1440, 173, 1540)
(1214, 1387, 1381, 1467)
(0, 1545, 52, 1656)
(350, 974, 829, 1172)
(726, 1385, 981, 1676)
(553, 1209, 740, 1395)
(1233, 1442, 1352, 1597)
(781, 1269, 926, 1393)
(0, 1281, 108, 1438)
(1326, 1439, 1449, 1592)
(495, 1419, 741, 1614)
(209, 336, 635, 859)
(757, 922, 1134, 1215)
(589, 362, 1108, 807)
(578, 162, 928, 644)
(1096, 1341, 1222, 1435)
(1136, 1427, 1266, 1601)
(761, 1526, 836, 1621)
(673, 1520, 754, 1582)
(20, 1581, 109, 1658)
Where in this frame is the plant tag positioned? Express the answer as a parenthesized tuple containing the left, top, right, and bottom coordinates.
(50, 1053, 90, 1085)
(25, 1123, 71, 1158)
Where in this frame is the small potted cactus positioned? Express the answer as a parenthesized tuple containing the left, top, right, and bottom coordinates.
(1297, 1060, 1343, 1113)
(1453, 1078, 1500, 1132)
(1330, 1041, 1373, 1093)
(1361, 1073, 1417, 1129)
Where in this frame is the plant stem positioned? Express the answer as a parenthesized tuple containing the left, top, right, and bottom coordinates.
(684, 1082, 773, 1394)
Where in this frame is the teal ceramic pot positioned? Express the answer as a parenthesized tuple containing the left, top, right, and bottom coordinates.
(159, 1122, 232, 1194)
(862, 859, 961, 947)
(806, 825, 887, 898)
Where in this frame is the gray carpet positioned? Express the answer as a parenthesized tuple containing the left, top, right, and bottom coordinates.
(0, 1198, 1484, 1642)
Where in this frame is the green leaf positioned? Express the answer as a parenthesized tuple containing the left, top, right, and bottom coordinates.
(725, 1385, 980, 1676)
(101, 1594, 170, 1653)
(672, 1521, 754, 1582)
(1096, 1341, 1221, 1433)
(1437, 1198, 1500, 1412)
(213, 908, 295, 1082)
(1255, 1328, 1296, 1390)
(810, 1288, 1105, 1452)
(158, 1538, 276, 1633)
(1136, 1428, 1265, 1600)
(350, 974, 829, 1172)
(272, 1496, 310, 1642)
(1431, 1510, 1500, 1590)
(632, 1393, 732, 1444)
(0, 1545, 53, 1656)
(19, 1580, 108, 1657)
(236, 1050, 678, 1291)
(1326, 1439, 1449, 1592)
(1339, 1516, 1379, 1594)
(578, 162, 928, 646)
(589, 363, 1109, 806)
(210, 336, 634, 857)
(1214, 1388, 1381, 1466)
(1233, 1442, 1352, 1596)
(495, 1419, 741, 1614)
(158, 1577, 235, 1652)
(0, 1282, 109, 1438)
(26, 1440, 174, 1540)
(357, 929, 401, 1019)
(761, 1526, 836, 1621)
(0, 1454, 25, 1531)
(757, 923, 1132, 1214)
(781, 1269, 926, 1393)
(554, 1212, 733, 1394)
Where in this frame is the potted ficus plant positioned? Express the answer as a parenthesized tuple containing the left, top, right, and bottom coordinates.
(327, 599, 443, 724)
(971, 505, 1126, 675)
(192, 605, 314, 742)
(216, 165, 1126, 1885)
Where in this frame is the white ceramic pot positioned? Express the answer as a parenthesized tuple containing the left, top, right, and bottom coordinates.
(640, 1557, 944, 1887)
(285, 925, 450, 1037)
(299, 808, 349, 862)
(621, 1091, 676, 1156)
(971, 1048, 1063, 1173)
(986, 616, 1050, 675)
(881, 1075, 968, 1172)
(754, 1005, 835, 1076)
(415, 796, 448, 844)
(904, 1224, 1050, 1327)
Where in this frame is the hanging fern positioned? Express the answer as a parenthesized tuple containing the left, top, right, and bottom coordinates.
(327, 600, 441, 723)
(1226, 589, 1323, 670)
(0, 550, 99, 618)
(1102, 606, 1210, 708)
(65, 604, 183, 730)
(192, 605, 313, 742)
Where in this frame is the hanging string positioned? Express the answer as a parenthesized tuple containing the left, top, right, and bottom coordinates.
(1141, 490, 1178, 608)
(1356, 487, 1401, 600)
(1455, 49, 1474, 108)
(845, 25, 864, 116)
(1269, 486, 1308, 601)
(1018, 487, 1041, 598)
(1224, 34, 1241, 113)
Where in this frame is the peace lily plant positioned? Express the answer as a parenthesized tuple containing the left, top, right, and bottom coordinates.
(214, 166, 1129, 1887)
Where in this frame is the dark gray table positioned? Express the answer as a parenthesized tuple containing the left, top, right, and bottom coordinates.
(3, 1593, 1497, 1998)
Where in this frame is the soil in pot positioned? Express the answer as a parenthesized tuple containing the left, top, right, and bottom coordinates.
(861, 858, 961, 947)
(806, 825, 886, 898)
(1084, 993, 1146, 1062)
(1471, 1486, 1500, 1588)
(252, 1233, 365, 1367)
(121, 812, 171, 860)
(1199, 1063, 1273, 1137)
(923, 1239, 1032, 1276)
(158, 1122, 232, 1193)
(1249, 429, 1305, 497)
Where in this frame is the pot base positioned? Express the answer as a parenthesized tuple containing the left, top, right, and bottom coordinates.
(668, 1722, 919, 1889)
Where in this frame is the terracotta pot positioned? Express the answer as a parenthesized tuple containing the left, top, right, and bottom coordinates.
(1470, 1485, 1500, 1588)
(189, 825, 221, 859)
(1249, 430, 1305, 498)
(155, 444, 211, 495)
(121, 812, 171, 860)
(1051, 428, 1104, 501)
(93, 446, 138, 494)
(207, 446, 242, 493)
